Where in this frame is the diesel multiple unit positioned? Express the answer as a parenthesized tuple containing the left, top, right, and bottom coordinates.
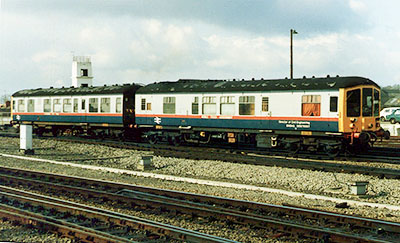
(11, 76, 386, 155)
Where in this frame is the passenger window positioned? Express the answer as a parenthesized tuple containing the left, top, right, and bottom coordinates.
(44, 99, 51, 112)
(202, 96, 216, 115)
(53, 99, 61, 113)
(18, 100, 25, 112)
(146, 103, 152, 111)
(302, 95, 321, 116)
(141, 98, 146, 110)
(192, 97, 199, 114)
(27, 99, 35, 112)
(346, 89, 360, 117)
(239, 96, 255, 115)
(163, 97, 176, 114)
(116, 98, 122, 113)
(63, 99, 72, 113)
(362, 88, 373, 117)
(220, 96, 235, 115)
(330, 96, 338, 112)
(101, 98, 110, 113)
(262, 97, 269, 112)
(89, 98, 98, 113)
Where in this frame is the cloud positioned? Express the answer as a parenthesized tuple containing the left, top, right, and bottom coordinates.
(349, 0, 367, 12)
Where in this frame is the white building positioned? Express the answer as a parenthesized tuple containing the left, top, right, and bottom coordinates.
(71, 56, 93, 87)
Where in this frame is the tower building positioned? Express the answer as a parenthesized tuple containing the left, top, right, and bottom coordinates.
(71, 56, 93, 87)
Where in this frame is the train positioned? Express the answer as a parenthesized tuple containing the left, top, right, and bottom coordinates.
(11, 76, 389, 156)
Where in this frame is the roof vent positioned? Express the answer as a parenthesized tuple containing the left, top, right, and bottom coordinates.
(327, 75, 330, 78)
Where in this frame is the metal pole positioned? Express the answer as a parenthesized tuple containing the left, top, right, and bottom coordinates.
(290, 29, 293, 79)
(290, 29, 298, 79)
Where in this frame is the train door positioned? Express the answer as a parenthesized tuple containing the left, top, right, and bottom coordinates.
(259, 95, 270, 129)
(80, 97, 87, 123)
(123, 94, 135, 126)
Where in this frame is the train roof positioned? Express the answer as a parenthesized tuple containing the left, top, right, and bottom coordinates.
(12, 83, 142, 97)
(137, 76, 380, 94)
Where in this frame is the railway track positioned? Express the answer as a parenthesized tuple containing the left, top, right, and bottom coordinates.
(0, 166, 399, 242)
(0, 186, 235, 243)
(2, 132, 400, 178)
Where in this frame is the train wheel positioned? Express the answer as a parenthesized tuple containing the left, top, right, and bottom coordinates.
(288, 142, 301, 155)
(169, 136, 182, 146)
(324, 145, 341, 158)
(148, 135, 158, 144)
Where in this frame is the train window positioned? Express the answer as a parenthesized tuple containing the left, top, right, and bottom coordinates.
(89, 98, 99, 113)
(239, 96, 255, 115)
(53, 99, 61, 113)
(330, 96, 338, 112)
(202, 96, 216, 115)
(141, 98, 146, 110)
(346, 89, 360, 117)
(116, 98, 122, 113)
(192, 97, 199, 114)
(81, 99, 86, 111)
(221, 96, 235, 115)
(262, 97, 269, 112)
(63, 99, 72, 113)
(147, 103, 152, 111)
(373, 89, 380, 117)
(302, 95, 321, 116)
(163, 97, 176, 114)
(17, 100, 25, 112)
(27, 99, 34, 112)
(73, 98, 78, 112)
(44, 99, 51, 112)
(362, 88, 373, 117)
(101, 98, 110, 113)
(12, 100, 15, 112)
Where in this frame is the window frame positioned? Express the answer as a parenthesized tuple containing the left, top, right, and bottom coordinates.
(100, 97, 111, 113)
(239, 96, 255, 115)
(89, 98, 99, 113)
(163, 97, 176, 114)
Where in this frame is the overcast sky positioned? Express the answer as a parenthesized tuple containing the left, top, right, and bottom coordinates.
(1, 0, 400, 95)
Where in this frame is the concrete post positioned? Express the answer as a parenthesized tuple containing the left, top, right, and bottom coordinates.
(20, 124, 34, 155)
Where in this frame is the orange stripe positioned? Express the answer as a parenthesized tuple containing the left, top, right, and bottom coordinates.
(136, 114, 338, 122)
(14, 112, 122, 117)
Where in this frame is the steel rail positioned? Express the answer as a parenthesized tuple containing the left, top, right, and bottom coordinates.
(0, 186, 235, 243)
(0, 167, 398, 242)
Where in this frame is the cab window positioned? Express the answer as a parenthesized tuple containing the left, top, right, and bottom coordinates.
(373, 89, 380, 117)
(362, 88, 373, 117)
(346, 89, 360, 117)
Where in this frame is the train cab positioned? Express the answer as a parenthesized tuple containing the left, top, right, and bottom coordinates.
(339, 85, 383, 147)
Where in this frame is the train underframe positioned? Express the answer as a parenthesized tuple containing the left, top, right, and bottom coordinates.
(143, 127, 389, 157)
(16, 122, 389, 157)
